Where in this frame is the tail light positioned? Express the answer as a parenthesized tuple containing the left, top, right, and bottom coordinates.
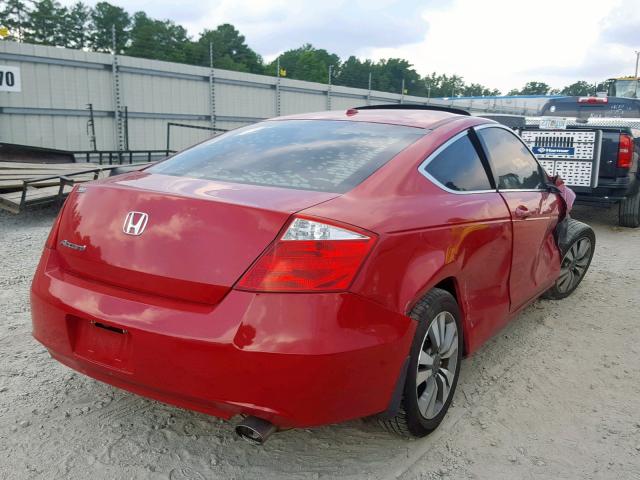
(236, 217, 376, 292)
(578, 96, 608, 104)
(617, 134, 633, 168)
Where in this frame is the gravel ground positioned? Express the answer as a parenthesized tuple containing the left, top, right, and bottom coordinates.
(0, 203, 639, 480)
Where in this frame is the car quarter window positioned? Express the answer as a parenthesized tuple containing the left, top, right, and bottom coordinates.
(422, 133, 493, 192)
(476, 127, 545, 190)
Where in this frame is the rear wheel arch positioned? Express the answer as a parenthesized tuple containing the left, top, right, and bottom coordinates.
(379, 287, 464, 437)
(432, 278, 458, 303)
(406, 276, 469, 356)
(542, 218, 595, 299)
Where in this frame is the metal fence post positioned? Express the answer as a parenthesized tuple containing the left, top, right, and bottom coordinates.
(111, 25, 124, 163)
(86, 103, 97, 151)
(209, 42, 216, 131)
(275, 57, 281, 117)
(123, 105, 129, 150)
(367, 71, 372, 105)
(327, 65, 333, 110)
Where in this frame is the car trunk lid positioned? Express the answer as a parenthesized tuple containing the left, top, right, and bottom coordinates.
(55, 172, 338, 304)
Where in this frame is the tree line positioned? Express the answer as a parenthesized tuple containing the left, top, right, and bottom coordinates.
(508, 80, 603, 96)
(1, 1, 601, 98)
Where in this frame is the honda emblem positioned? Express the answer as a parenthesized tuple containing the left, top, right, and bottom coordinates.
(123, 211, 149, 236)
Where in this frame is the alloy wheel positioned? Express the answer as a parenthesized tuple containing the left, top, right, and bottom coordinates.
(416, 311, 459, 420)
(557, 237, 592, 294)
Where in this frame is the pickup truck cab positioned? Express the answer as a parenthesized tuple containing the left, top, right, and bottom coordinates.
(522, 96, 640, 227)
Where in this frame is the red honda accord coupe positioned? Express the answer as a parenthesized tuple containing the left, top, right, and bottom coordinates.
(31, 106, 595, 444)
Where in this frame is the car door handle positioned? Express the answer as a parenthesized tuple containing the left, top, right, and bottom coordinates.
(514, 205, 533, 219)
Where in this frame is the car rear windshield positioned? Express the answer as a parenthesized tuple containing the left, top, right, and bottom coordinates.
(150, 119, 426, 193)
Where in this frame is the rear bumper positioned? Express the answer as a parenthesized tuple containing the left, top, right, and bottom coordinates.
(31, 248, 415, 428)
(574, 175, 638, 203)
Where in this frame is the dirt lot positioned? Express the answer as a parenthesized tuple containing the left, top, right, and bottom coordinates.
(0, 204, 639, 480)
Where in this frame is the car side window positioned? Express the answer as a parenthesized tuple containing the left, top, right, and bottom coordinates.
(477, 127, 545, 190)
(423, 133, 492, 192)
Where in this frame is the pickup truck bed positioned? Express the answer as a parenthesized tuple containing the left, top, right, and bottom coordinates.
(521, 119, 640, 227)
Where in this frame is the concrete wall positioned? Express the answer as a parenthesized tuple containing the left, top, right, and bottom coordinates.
(0, 41, 554, 155)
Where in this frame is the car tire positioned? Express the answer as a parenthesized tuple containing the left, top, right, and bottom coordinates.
(618, 188, 640, 228)
(542, 219, 595, 300)
(379, 288, 463, 438)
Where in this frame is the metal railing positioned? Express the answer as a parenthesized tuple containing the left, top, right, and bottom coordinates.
(165, 122, 229, 153)
(73, 149, 174, 165)
(70, 122, 233, 166)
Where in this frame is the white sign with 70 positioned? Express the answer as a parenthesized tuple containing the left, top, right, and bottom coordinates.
(0, 65, 21, 92)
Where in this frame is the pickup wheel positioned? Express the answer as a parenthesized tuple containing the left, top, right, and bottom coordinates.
(378, 288, 462, 438)
(543, 219, 595, 300)
(618, 188, 640, 228)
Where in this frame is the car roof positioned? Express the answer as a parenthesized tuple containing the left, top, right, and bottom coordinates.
(270, 108, 472, 130)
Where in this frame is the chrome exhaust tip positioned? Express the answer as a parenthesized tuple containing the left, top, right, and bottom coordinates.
(235, 416, 277, 445)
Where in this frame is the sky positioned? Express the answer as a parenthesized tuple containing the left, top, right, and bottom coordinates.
(61, 0, 640, 93)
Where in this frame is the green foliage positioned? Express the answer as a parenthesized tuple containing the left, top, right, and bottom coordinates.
(60, 2, 91, 49)
(0, 0, 29, 41)
(333, 56, 502, 98)
(127, 11, 190, 63)
(595, 80, 610, 93)
(561, 80, 594, 96)
(372, 58, 424, 95)
(424, 73, 465, 97)
(462, 83, 501, 97)
(335, 56, 373, 89)
(508, 81, 551, 96)
(23, 0, 64, 45)
(266, 44, 339, 83)
(90, 1, 130, 53)
(191, 24, 263, 73)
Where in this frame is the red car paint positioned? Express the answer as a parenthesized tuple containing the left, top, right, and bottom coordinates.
(31, 109, 562, 428)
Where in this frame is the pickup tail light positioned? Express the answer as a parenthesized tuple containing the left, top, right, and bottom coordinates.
(578, 96, 608, 104)
(617, 134, 633, 168)
(236, 217, 376, 292)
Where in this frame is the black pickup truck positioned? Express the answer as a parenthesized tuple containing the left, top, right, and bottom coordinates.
(520, 96, 640, 227)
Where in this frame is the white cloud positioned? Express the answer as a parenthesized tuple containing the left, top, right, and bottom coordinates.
(60, 0, 640, 93)
(364, 0, 637, 92)
(177, 0, 435, 59)
(600, 0, 640, 47)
